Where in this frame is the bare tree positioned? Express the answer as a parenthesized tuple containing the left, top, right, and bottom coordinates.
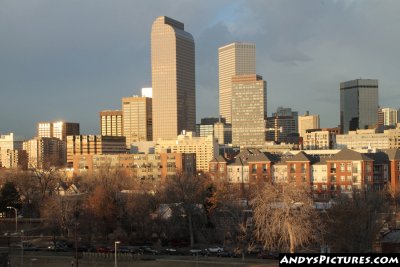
(162, 173, 211, 247)
(325, 190, 389, 252)
(251, 182, 323, 253)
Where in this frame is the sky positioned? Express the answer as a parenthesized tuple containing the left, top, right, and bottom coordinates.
(1, 0, 400, 139)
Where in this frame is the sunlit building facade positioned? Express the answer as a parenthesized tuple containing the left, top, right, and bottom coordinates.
(151, 16, 196, 140)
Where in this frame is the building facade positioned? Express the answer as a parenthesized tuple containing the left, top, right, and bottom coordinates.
(66, 135, 126, 166)
(0, 133, 23, 151)
(151, 16, 196, 140)
(340, 79, 379, 133)
(23, 137, 63, 169)
(72, 152, 196, 182)
(122, 96, 152, 147)
(303, 130, 336, 150)
(231, 75, 267, 147)
(100, 110, 123, 137)
(38, 121, 80, 140)
(298, 112, 320, 138)
(155, 131, 218, 172)
(218, 42, 256, 124)
(209, 148, 399, 197)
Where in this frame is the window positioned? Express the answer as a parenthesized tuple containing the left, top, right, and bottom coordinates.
(347, 163, 352, 171)
(290, 164, 296, 173)
(252, 165, 257, 174)
(340, 176, 345, 182)
(340, 163, 345, 171)
(262, 164, 267, 173)
(347, 175, 352, 182)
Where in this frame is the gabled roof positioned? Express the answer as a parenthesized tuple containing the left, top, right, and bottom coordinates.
(247, 152, 273, 163)
(286, 151, 312, 162)
(210, 155, 227, 163)
(383, 148, 400, 161)
(328, 148, 373, 161)
(366, 152, 389, 164)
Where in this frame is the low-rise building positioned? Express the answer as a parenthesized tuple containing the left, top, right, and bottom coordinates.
(155, 131, 218, 172)
(72, 152, 195, 183)
(66, 135, 126, 166)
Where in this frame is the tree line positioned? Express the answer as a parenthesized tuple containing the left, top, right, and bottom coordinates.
(0, 167, 396, 253)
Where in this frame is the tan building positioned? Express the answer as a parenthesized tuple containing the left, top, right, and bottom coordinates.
(298, 112, 320, 137)
(100, 110, 123, 136)
(380, 108, 399, 127)
(38, 121, 80, 140)
(231, 75, 267, 147)
(214, 122, 232, 145)
(72, 152, 195, 182)
(219, 42, 256, 124)
(0, 149, 27, 169)
(151, 16, 196, 140)
(122, 96, 152, 147)
(66, 135, 126, 166)
(335, 128, 400, 150)
(303, 130, 336, 150)
(0, 133, 23, 151)
(23, 137, 63, 169)
(155, 131, 218, 172)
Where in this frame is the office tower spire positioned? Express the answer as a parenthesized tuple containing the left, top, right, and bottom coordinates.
(151, 16, 196, 140)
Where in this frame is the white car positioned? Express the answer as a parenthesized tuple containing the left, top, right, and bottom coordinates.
(207, 246, 224, 253)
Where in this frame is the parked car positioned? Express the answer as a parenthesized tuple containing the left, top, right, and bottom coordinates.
(141, 247, 159, 255)
(189, 248, 207, 256)
(207, 246, 224, 253)
(163, 247, 179, 255)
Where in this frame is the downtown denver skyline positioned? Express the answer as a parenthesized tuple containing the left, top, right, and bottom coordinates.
(1, 0, 400, 138)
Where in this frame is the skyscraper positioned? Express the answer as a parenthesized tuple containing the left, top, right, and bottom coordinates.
(218, 42, 256, 124)
(122, 96, 152, 147)
(151, 16, 195, 140)
(38, 121, 80, 140)
(231, 74, 267, 147)
(340, 79, 379, 133)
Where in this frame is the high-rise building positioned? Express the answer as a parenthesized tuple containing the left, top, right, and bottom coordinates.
(380, 108, 399, 127)
(340, 79, 379, 133)
(100, 110, 123, 136)
(38, 121, 80, 140)
(0, 133, 23, 151)
(267, 107, 298, 143)
(122, 96, 152, 147)
(231, 75, 267, 147)
(298, 111, 320, 137)
(23, 137, 63, 169)
(151, 16, 196, 140)
(218, 42, 256, 124)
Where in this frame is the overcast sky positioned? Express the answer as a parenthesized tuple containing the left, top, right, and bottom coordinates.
(1, 0, 400, 139)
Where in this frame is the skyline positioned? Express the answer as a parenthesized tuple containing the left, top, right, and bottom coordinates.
(1, 0, 400, 138)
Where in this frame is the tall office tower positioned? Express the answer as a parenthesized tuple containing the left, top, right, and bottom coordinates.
(38, 121, 80, 140)
(122, 96, 152, 147)
(219, 42, 256, 124)
(231, 75, 267, 147)
(100, 110, 123, 136)
(340, 79, 379, 133)
(151, 16, 196, 140)
(380, 108, 399, 127)
(298, 111, 320, 137)
(266, 107, 298, 143)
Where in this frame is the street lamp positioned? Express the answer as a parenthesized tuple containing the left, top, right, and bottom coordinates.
(114, 241, 120, 267)
(7, 206, 18, 232)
